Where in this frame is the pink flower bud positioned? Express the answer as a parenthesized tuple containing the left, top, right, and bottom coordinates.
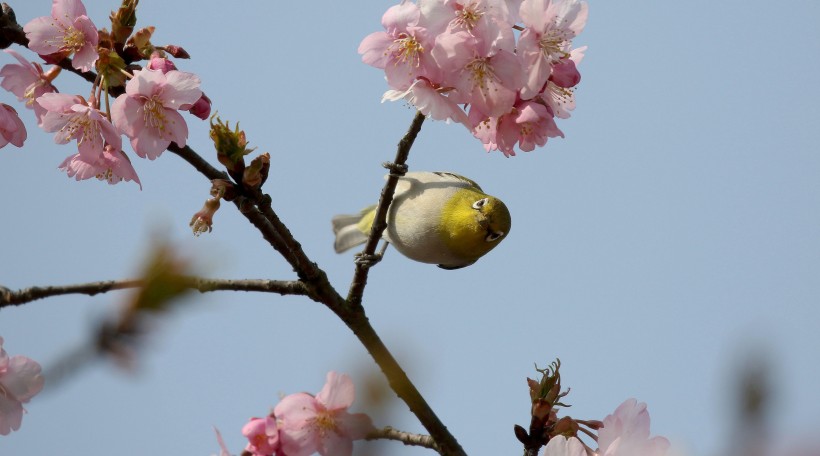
(147, 53, 177, 73)
(181, 93, 211, 120)
(549, 59, 581, 88)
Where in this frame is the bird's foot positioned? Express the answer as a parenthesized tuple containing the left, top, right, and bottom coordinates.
(382, 161, 408, 177)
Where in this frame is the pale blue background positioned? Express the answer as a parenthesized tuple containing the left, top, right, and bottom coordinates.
(1, 1, 819, 455)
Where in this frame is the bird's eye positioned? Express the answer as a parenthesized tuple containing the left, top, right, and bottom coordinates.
(486, 231, 504, 242)
(472, 198, 489, 210)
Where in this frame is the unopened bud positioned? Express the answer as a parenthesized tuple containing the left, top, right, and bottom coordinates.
(125, 26, 155, 59)
(210, 115, 255, 175)
(96, 47, 128, 87)
(551, 416, 579, 438)
(243, 152, 270, 188)
(181, 93, 211, 120)
(110, 0, 138, 45)
(162, 45, 190, 59)
(549, 58, 581, 88)
(147, 52, 176, 73)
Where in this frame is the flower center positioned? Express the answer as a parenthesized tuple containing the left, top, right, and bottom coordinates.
(539, 28, 571, 62)
(58, 113, 94, 144)
(453, 3, 484, 31)
(23, 80, 47, 107)
(313, 410, 338, 437)
(465, 58, 497, 93)
(143, 96, 168, 134)
(62, 25, 86, 53)
(391, 33, 424, 67)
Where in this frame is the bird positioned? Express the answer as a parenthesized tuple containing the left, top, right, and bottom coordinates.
(332, 171, 511, 269)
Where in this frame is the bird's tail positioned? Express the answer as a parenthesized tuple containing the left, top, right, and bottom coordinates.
(331, 205, 376, 253)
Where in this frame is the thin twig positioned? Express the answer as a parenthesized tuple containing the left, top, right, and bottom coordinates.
(0, 278, 309, 308)
(346, 111, 425, 307)
(368, 426, 440, 451)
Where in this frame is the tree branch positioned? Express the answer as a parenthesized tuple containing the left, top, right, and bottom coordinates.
(166, 116, 465, 455)
(0, 278, 309, 308)
(346, 111, 425, 307)
(368, 426, 440, 452)
(1, 21, 464, 453)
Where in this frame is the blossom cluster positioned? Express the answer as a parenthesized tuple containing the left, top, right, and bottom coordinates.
(215, 372, 375, 456)
(359, 0, 588, 156)
(0, 336, 44, 436)
(0, 0, 211, 188)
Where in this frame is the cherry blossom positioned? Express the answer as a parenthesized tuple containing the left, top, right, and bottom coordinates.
(596, 399, 670, 456)
(518, 0, 588, 99)
(110, 69, 202, 160)
(382, 79, 469, 125)
(58, 145, 142, 188)
(242, 416, 280, 456)
(37, 93, 122, 159)
(23, 0, 99, 72)
(0, 50, 58, 126)
(0, 336, 44, 435)
(358, 2, 439, 91)
(431, 28, 523, 118)
(0, 104, 27, 149)
(274, 371, 374, 456)
(494, 100, 563, 155)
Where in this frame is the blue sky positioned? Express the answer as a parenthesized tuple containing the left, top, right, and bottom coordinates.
(1, 1, 819, 455)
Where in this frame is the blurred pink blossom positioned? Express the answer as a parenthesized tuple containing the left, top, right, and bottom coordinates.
(110, 69, 202, 160)
(37, 93, 122, 159)
(0, 50, 58, 125)
(242, 416, 280, 456)
(0, 104, 27, 149)
(23, 0, 99, 72)
(212, 426, 233, 456)
(274, 372, 374, 456)
(0, 336, 44, 435)
(596, 399, 670, 456)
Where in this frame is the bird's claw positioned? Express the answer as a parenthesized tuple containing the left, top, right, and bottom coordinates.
(382, 162, 408, 177)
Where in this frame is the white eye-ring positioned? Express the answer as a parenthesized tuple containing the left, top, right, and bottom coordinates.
(486, 231, 504, 242)
(472, 198, 489, 210)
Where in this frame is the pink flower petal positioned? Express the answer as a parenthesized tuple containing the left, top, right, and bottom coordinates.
(543, 436, 587, 456)
(316, 429, 353, 456)
(316, 372, 355, 410)
(274, 392, 319, 424)
(0, 395, 24, 436)
(110, 94, 143, 137)
(52, 0, 88, 25)
(358, 31, 394, 69)
(161, 71, 203, 109)
(23, 17, 65, 55)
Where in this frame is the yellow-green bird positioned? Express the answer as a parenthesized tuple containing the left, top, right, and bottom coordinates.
(332, 171, 511, 269)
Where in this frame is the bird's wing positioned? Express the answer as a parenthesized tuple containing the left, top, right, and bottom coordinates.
(430, 171, 483, 191)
